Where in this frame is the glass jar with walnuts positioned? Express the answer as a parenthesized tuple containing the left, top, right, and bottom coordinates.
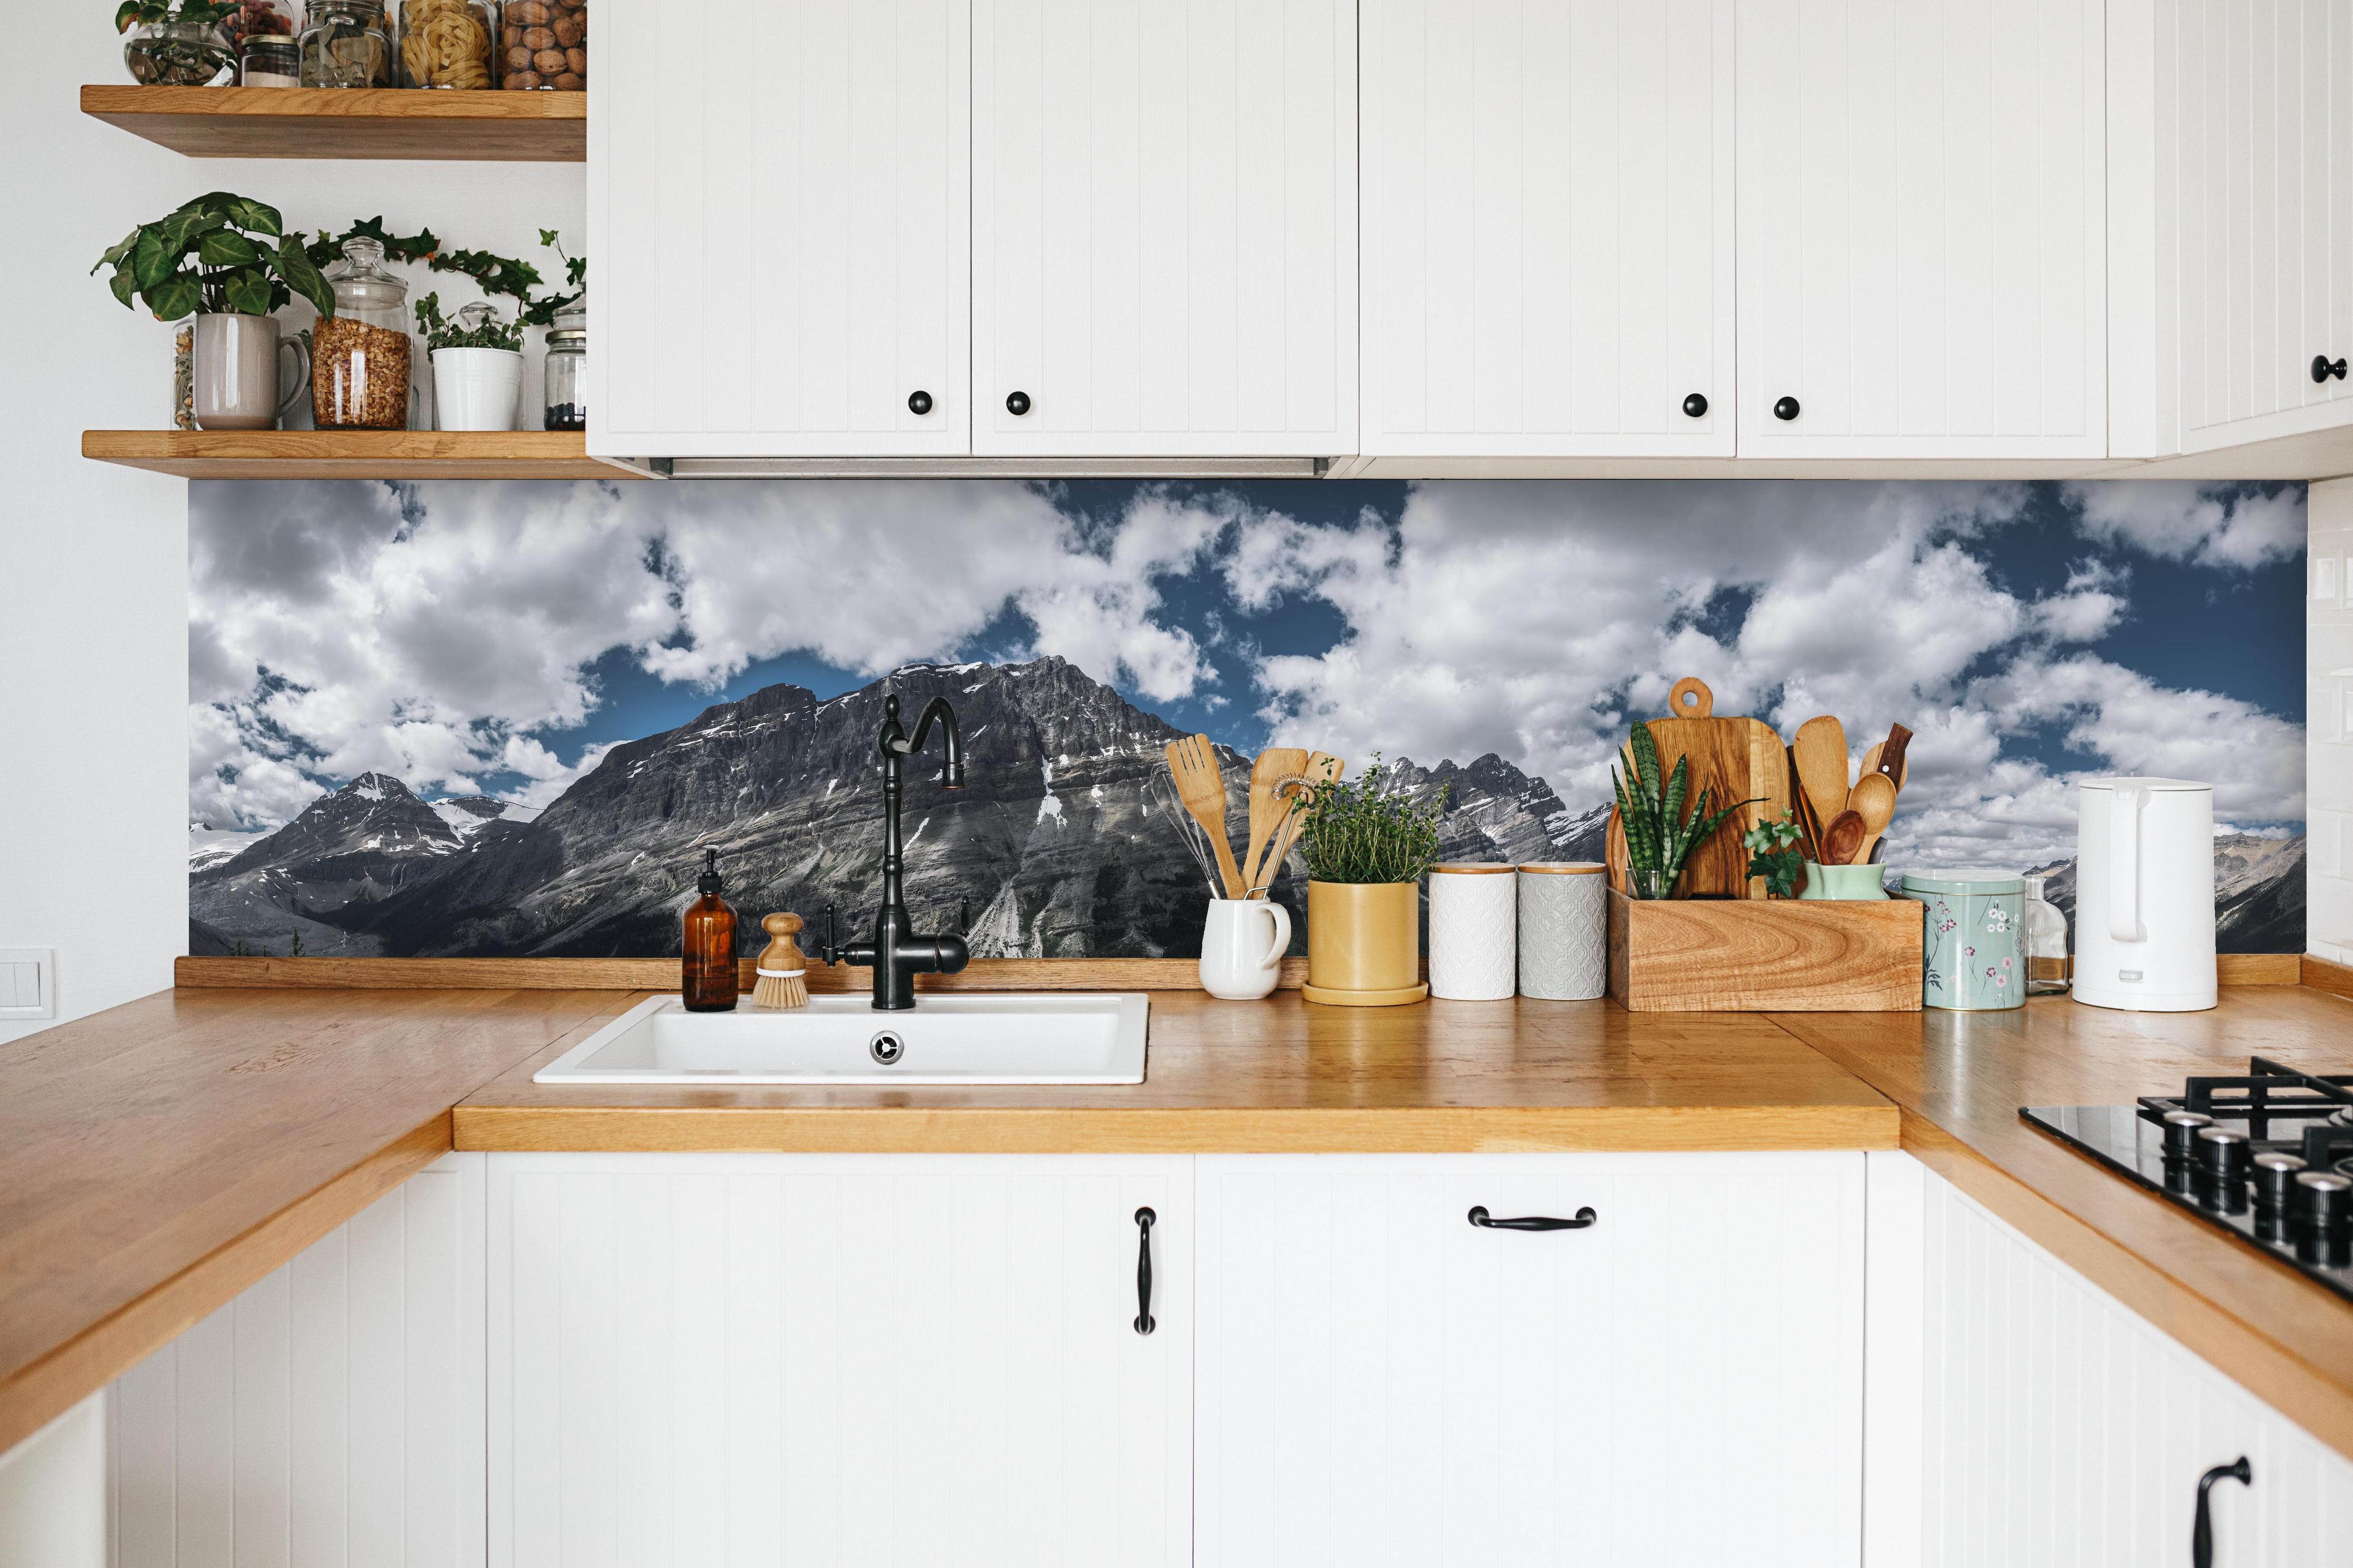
(400, 0, 497, 87)
(499, 0, 582, 89)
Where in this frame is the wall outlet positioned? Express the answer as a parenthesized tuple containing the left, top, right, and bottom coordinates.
(0, 949, 56, 1019)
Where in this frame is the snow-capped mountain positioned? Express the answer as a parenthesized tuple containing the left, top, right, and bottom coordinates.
(431, 795, 542, 839)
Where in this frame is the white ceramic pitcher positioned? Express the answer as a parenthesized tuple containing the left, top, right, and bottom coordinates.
(1199, 897, 1292, 1000)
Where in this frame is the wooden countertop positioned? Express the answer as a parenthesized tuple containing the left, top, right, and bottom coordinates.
(453, 990, 1899, 1152)
(1774, 987, 2353, 1467)
(0, 985, 634, 1455)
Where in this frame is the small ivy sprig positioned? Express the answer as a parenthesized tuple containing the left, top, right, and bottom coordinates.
(116, 0, 237, 31)
(414, 294, 524, 352)
(1742, 808, 1807, 898)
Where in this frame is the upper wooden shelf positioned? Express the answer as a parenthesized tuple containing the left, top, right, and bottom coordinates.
(83, 430, 641, 480)
(80, 85, 584, 160)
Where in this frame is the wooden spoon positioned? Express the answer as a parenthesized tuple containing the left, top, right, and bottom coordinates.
(1164, 735, 1245, 898)
(1862, 723, 1913, 793)
(1242, 747, 1309, 899)
(1819, 808, 1867, 868)
(1847, 771, 1898, 864)
(1249, 751, 1342, 894)
(1790, 716, 1851, 836)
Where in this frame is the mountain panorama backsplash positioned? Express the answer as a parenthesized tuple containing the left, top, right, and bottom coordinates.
(188, 478, 2307, 959)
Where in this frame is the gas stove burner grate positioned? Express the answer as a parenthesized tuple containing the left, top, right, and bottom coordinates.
(2022, 1054, 2353, 1307)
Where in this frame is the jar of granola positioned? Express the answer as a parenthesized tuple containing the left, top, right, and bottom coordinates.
(313, 237, 412, 430)
(400, 0, 497, 87)
(499, 0, 581, 89)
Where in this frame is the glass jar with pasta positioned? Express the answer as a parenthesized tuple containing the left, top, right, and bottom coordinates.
(499, 0, 581, 89)
(400, 0, 496, 87)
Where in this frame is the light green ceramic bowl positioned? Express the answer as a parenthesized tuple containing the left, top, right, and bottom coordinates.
(1798, 861, 1889, 900)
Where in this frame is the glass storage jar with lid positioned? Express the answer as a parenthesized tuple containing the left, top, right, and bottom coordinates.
(300, 0, 395, 86)
(312, 236, 412, 431)
(240, 32, 301, 85)
(541, 294, 585, 430)
(400, 0, 498, 87)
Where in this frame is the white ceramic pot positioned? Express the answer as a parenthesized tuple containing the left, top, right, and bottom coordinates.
(430, 346, 524, 431)
(1427, 864, 1516, 1000)
(1198, 897, 1292, 1000)
(192, 312, 305, 431)
(1516, 862, 1607, 1000)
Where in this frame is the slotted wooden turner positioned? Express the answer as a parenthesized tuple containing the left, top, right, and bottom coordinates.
(1165, 735, 1245, 897)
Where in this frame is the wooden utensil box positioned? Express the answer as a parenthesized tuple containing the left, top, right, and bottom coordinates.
(1606, 889, 1923, 1011)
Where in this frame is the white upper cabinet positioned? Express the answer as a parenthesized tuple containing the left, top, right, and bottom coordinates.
(2111, 0, 2353, 457)
(1734, 0, 2108, 459)
(970, 0, 1357, 458)
(590, 0, 971, 458)
(1360, 0, 1735, 458)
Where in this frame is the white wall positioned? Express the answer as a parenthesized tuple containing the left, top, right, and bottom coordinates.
(0, 23, 582, 1041)
(2310, 477, 2353, 963)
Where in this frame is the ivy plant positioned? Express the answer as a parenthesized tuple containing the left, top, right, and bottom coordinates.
(115, 0, 238, 30)
(414, 293, 525, 352)
(1741, 807, 1807, 898)
(93, 192, 334, 322)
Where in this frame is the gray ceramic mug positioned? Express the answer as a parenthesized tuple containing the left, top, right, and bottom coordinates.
(193, 312, 307, 431)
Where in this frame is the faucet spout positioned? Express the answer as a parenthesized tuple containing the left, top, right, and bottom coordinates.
(831, 692, 972, 1010)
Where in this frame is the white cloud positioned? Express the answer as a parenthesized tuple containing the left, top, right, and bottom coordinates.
(2065, 481, 2305, 569)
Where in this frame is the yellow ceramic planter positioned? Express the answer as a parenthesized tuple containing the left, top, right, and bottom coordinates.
(1303, 880, 1427, 1006)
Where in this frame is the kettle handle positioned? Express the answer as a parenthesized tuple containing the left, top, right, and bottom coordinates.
(2108, 785, 2147, 943)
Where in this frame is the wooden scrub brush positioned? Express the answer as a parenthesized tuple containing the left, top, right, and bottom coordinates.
(751, 912, 810, 1009)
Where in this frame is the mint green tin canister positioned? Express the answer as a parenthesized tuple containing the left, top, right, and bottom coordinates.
(1901, 868, 2026, 1011)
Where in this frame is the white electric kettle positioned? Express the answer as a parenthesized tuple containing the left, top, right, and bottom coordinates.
(2072, 777, 2217, 1012)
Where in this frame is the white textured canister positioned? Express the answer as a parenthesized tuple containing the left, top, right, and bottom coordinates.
(1426, 864, 1518, 1000)
(1517, 863, 1608, 1000)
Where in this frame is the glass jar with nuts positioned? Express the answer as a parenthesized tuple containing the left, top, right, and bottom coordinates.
(313, 236, 413, 431)
(400, 0, 497, 86)
(499, 0, 582, 89)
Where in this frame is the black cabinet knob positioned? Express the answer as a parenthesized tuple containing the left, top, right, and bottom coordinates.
(1682, 392, 1708, 418)
(907, 390, 933, 415)
(1005, 390, 1032, 416)
(2314, 354, 2348, 383)
(1773, 395, 1801, 421)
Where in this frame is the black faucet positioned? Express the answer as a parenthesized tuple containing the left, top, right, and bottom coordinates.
(820, 693, 970, 1009)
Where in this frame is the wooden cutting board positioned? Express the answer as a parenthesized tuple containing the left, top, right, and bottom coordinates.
(1606, 677, 1789, 899)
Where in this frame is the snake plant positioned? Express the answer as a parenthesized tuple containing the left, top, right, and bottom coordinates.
(1611, 721, 1757, 899)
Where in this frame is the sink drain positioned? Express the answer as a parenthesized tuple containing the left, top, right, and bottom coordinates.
(869, 1030, 906, 1066)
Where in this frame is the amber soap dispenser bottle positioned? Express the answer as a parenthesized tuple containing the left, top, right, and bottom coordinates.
(681, 848, 739, 1011)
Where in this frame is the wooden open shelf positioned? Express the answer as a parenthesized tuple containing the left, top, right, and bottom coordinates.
(81, 85, 584, 160)
(83, 430, 641, 480)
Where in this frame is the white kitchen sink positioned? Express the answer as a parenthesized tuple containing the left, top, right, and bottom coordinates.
(532, 992, 1150, 1086)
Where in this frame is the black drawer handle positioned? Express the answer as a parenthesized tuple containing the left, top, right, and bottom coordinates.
(1006, 390, 1032, 416)
(1682, 392, 1708, 418)
(1773, 394, 1802, 421)
(2192, 1457, 2250, 1568)
(907, 389, 933, 414)
(1467, 1205, 1597, 1231)
(1133, 1207, 1156, 1334)
(2315, 355, 2347, 383)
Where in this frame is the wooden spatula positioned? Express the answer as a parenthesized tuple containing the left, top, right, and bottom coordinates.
(1248, 751, 1341, 895)
(1848, 771, 1897, 864)
(1165, 735, 1245, 898)
(1819, 808, 1867, 867)
(1791, 716, 1851, 831)
(1242, 747, 1309, 901)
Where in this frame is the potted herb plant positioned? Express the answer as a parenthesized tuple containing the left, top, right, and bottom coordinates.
(1611, 722, 1754, 899)
(1295, 757, 1448, 1007)
(415, 295, 525, 431)
(94, 193, 333, 430)
(117, 0, 238, 83)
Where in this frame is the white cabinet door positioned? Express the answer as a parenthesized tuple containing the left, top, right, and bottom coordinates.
(591, 0, 970, 458)
(1360, 0, 1734, 458)
(489, 1154, 1190, 1568)
(971, 0, 1356, 458)
(2158, 0, 2353, 454)
(1195, 1153, 1866, 1568)
(1734, 0, 2106, 459)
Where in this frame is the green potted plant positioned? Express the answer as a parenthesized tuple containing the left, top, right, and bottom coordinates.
(1742, 808, 1806, 897)
(415, 294, 526, 431)
(1295, 757, 1448, 1006)
(1611, 722, 1754, 899)
(94, 192, 334, 431)
(116, 0, 238, 83)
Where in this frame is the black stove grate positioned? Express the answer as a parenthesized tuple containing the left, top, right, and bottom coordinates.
(2023, 1056, 2353, 1305)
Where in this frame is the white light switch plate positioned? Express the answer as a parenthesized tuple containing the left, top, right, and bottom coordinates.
(0, 949, 55, 1019)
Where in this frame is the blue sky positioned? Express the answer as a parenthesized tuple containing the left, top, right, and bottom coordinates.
(189, 477, 2306, 867)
